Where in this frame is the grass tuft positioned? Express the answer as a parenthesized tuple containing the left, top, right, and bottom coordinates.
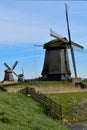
(0, 117, 11, 124)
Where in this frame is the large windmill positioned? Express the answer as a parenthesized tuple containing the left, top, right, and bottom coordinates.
(41, 4, 84, 81)
(4, 61, 18, 81)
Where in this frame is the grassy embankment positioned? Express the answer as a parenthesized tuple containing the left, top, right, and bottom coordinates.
(1, 80, 87, 125)
(5, 80, 87, 123)
(1, 81, 75, 92)
(0, 91, 69, 130)
(47, 92, 87, 122)
(82, 80, 87, 86)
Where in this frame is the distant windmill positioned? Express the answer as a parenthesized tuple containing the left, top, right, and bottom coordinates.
(18, 69, 24, 82)
(41, 4, 84, 81)
(4, 61, 18, 81)
(4, 61, 24, 82)
(10, 68, 24, 82)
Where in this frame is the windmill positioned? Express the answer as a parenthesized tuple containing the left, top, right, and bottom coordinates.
(4, 61, 18, 81)
(9, 68, 24, 82)
(4, 61, 24, 82)
(18, 69, 24, 82)
(41, 4, 84, 81)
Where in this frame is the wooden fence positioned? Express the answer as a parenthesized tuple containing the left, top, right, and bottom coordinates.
(19, 87, 62, 120)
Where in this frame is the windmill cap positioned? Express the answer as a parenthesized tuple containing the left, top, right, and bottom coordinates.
(44, 38, 69, 49)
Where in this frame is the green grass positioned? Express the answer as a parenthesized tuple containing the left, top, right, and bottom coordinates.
(46, 92, 87, 122)
(82, 80, 87, 86)
(2, 81, 75, 89)
(0, 91, 68, 130)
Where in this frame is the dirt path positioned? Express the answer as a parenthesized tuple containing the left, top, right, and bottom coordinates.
(35, 87, 87, 94)
(5, 84, 87, 94)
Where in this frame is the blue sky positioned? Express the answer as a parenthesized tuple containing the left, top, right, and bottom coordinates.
(0, 1, 87, 81)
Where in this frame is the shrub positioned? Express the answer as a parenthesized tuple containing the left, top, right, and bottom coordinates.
(68, 98, 87, 122)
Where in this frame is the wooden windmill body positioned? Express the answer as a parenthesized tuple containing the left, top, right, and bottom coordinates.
(41, 4, 84, 81)
(42, 38, 71, 80)
(4, 69, 14, 81)
(18, 74, 24, 82)
(18, 69, 24, 82)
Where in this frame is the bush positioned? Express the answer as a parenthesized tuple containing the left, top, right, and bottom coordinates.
(68, 98, 87, 122)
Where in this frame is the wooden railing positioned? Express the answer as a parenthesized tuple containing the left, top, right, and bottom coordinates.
(19, 87, 62, 120)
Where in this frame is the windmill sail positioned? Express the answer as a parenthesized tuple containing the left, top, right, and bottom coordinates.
(13, 71, 18, 77)
(50, 28, 63, 39)
(11, 61, 18, 70)
(4, 63, 11, 69)
(72, 42, 84, 49)
(65, 3, 77, 78)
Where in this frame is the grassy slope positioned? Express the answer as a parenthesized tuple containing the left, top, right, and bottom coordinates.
(47, 92, 87, 122)
(2, 81, 75, 91)
(3, 81, 74, 87)
(0, 91, 68, 130)
(2, 81, 87, 123)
